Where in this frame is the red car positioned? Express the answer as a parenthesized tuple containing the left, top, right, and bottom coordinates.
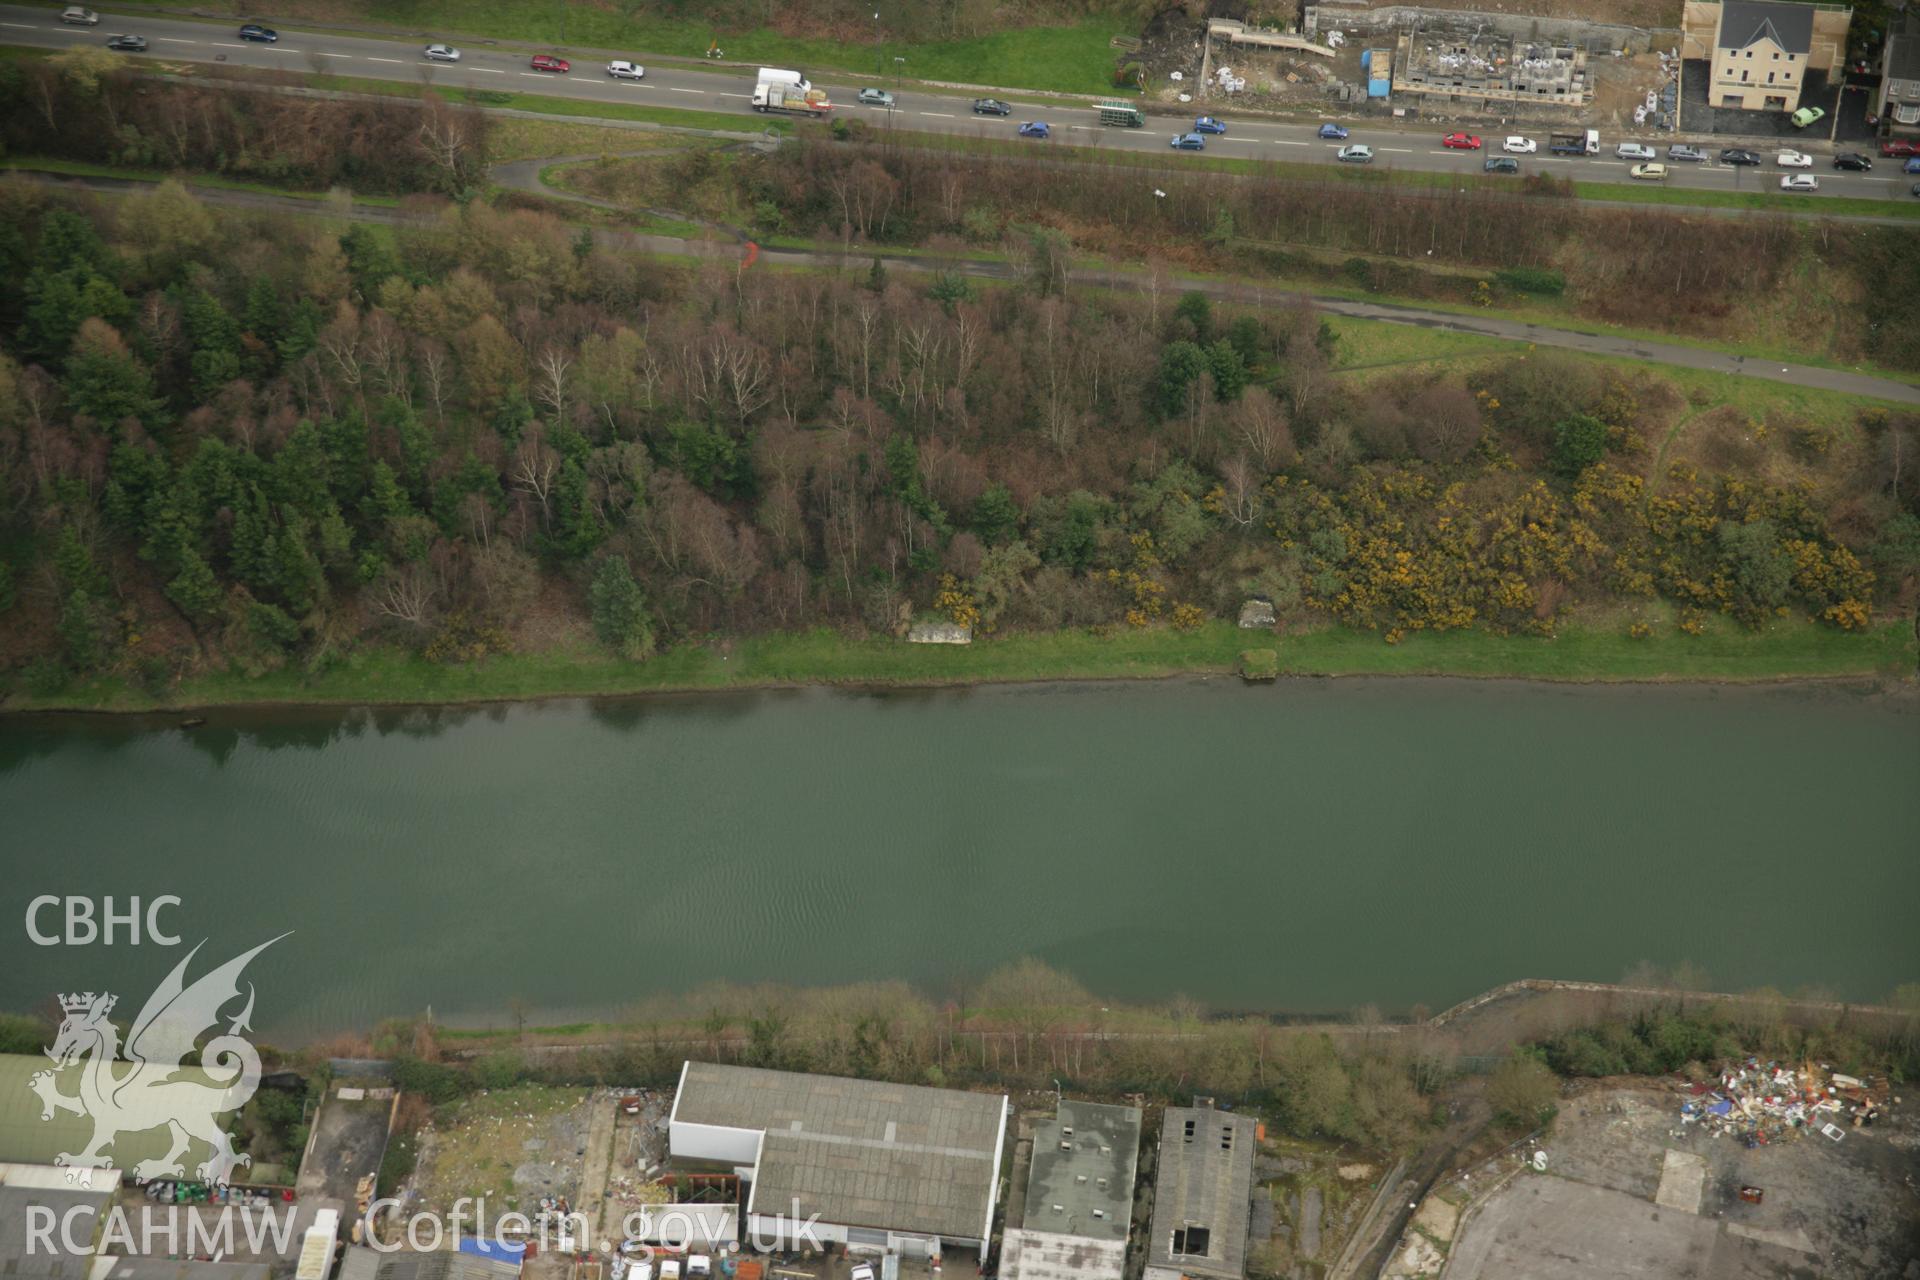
(530, 54, 571, 73)
(1881, 139, 1919, 157)
(1442, 132, 1483, 150)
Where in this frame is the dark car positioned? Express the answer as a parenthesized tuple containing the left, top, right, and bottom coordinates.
(1666, 145, 1706, 162)
(236, 23, 277, 41)
(1017, 121, 1051, 139)
(1193, 115, 1226, 135)
(1318, 122, 1348, 139)
(530, 54, 571, 73)
(972, 97, 1011, 116)
(1719, 148, 1761, 166)
(1831, 152, 1872, 171)
(105, 33, 147, 51)
(1912, 181, 1920, 196)
(1483, 156, 1518, 174)
(1170, 132, 1207, 151)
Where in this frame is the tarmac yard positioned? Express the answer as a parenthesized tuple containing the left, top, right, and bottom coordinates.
(1440, 1084, 1920, 1280)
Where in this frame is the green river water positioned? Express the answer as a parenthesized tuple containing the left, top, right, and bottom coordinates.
(1, 678, 1916, 1039)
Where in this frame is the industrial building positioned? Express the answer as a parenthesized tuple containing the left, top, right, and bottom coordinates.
(1000, 1100, 1142, 1280)
(1392, 28, 1591, 108)
(666, 1062, 1007, 1260)
(1142, 1106, 1256, 1280)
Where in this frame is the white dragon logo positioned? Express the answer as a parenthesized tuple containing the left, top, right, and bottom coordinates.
(28, 935, 287, 1185)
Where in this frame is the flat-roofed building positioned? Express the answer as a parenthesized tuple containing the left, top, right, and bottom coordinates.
(1142, 1106, 1255, 1280)
(666, 1062, 1007, 1260)
(1001, 1100, 1141, 1280)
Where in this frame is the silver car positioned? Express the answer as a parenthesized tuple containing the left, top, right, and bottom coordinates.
(606, 60, 645, 79)
(1337, 144, 1373, 163)
(423, 43, 461, 62)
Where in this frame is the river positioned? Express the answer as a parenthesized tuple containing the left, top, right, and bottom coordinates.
(2, 678, 1916, 1040)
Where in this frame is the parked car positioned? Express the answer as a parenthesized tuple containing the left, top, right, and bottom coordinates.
(1790, 105, 1825, 128)
(857, 87, 894, 106)
(1780, 173, 1820, 191)
(1719, 148, 1761, 165)
(972, 97, 1011, 115)
(1170, 132, 1206, 150)
(849, 1267, 875, 1280)
(60, 6, 100, 25)
(1017, 121, 1051, 139)
(1336, 144, 1373, 163)
(1774, 150, 1812, 168)
(1442, 132, 1482, 150)
(685, 1258, 710, 1279)
(606, 61, 645, 79)
(531, 54, 571, 72)
(1832, 152, 1872, 171)
(1193, 115, 1227, 135)
(1629, 162, 1668, 180)
(105, 33, 147, 50)
(1502, 135, 1536, 154)
(1615, 142, 1656, 160)
(1881, 139, 1920, 157)
(423, 43, 461, 61)
(1666, 144, 1706, 162)
(1912, 181, 1920, 196)
(1318, 123, 1348, 139)
(1484, 156, 1519, 173)
(1907, 157, 1920, 174)
(236, 23, 277, 41)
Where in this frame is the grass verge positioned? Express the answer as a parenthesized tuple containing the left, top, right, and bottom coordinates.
(8, 617, 1911, 713)
(0, 154, 403, 204)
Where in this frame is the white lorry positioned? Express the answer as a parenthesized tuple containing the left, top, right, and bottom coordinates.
(758, 66, 810, 93)
(295, 1210, 340, 1280)
(752, 78, 832, 114)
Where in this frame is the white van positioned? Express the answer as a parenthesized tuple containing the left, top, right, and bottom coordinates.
(658, 1263, 681, 1280)
(1614, 142, 1655, 161)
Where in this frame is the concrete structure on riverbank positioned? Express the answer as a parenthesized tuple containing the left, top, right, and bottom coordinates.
(666, 1062, 1007, 1260)
(1001, 1100, 1141, 1280)
(1143, 1105, 1256, 1280)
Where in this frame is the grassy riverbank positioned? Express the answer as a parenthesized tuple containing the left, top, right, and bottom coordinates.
(7, 615, 1912, 713)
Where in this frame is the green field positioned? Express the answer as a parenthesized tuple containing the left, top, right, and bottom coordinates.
(10, 614, 1912, 714)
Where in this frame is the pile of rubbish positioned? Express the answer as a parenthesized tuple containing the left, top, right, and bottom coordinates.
(1676, 1060, 1895, 1149)
(1216, 64, 1247, 94)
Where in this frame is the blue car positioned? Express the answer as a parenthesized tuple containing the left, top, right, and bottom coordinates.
(1318, 122, 1348, 139)
(1018, 121, 1051, 139)
(1907, 157, 1920, 174)
(1170, 133, 1206, 150)
(1193, 115, 1226, 135)
(236, 23, 277, 41)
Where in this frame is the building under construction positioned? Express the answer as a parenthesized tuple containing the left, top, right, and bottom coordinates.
(1392, 27, 1592, 107)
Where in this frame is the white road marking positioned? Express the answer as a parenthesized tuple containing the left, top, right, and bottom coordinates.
(1379, 147, 1413, 153)
(518, 72, 547, 77)
(469, 67, 505, 73)
(158, 36, 199, 44)
(718, 92, 750, 98)
(920, 111, 954, 118)
(263, 46, 299, 52)
(368, 56, 404, 63)
(311, 51, 349, 57)
(0, 21, 36, 28)
(669, 86, 701, 93)
(1271, 139, 1308, 146)
(212, 42, 246, 48)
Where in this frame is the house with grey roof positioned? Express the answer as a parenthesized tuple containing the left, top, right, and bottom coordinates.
(1142, 1106, 1255, 1280)
(1694, 0, 1849, 111)
(1000, 1100, 1141, 1280)
(666, 1062, 1007, 1261)
(1879, 10, 1920, 141)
